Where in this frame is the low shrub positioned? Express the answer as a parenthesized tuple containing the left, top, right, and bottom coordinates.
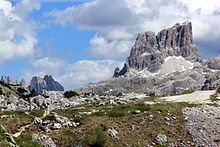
(64, 90, 79, 98)
(15, 133, 41, 147)
(85, 126, 108, 147)
(17, 87, 28, 94)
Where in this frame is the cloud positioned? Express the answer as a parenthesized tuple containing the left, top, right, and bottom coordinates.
(22, 57, 65, 84)
(23, 57, 123, 89)
(0, 0, 40, 63)
(46, 0, 220, 58)
(58, 60, 123, 89)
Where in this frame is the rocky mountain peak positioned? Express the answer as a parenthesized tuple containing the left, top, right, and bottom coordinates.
(28, 75, 64, 93)
(116, 22, 199, 77)
(19, 78, 26, 88)
(1, 76, 18, 85)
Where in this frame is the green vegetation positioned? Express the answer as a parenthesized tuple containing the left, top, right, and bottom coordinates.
(210, 86, 220, 102)
(64, 90, 79, 98)
(48, 102, 197, 146)
(171, 89, 194, 96)
(0, 88, 4, 96)
(17, 87, 28, 94)
(0, 82, 20, 98)
(0, 126, 10, 147)
(15, 133, 41, 147)
(145, 96, 159, 102)
(0, 98, 198, 146)
(19, 89, 38, 99)
(86, 125, 108, 147)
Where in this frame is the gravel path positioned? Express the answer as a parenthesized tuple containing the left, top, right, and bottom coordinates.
(160, 91, 215, 103)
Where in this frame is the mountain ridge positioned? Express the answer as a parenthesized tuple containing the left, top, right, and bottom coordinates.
(76, 22, 220, 96)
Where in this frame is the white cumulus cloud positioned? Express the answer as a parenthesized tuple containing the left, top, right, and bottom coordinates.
(58, 60, 123, 89)
(0, 0, 40, 63)
(46, 0, 220, 58)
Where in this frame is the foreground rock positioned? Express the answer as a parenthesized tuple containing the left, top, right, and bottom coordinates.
(183, 105, 220, 146)
(32, 134, 56, 147)
(153, 134, 168, 145)
(107, 127, 118, 138)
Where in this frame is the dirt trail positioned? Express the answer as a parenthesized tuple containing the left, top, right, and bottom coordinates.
(13, 108, 50, 138)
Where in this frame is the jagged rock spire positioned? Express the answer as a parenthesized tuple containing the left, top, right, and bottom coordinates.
(117, 22, 200, 76)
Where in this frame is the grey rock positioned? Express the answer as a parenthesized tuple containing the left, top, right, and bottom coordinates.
(1, 76, 18, 85)
(206, 55, 220, 70)
(51, 123, 61, 130)
(19, 78, 26, 88)
(76, 69, 207, 97)
(154, 134, 168, 145)
(28, 75, 64, 93)
(34, 117, 43, 125)
(118, 22, 199, 76)
(202, 72, 220, 90)
(32, 133, 56, 147)
(31, 95, 46, 108)
(183, 105, 220, 147)
(5, 133, 16, 146)
(113, 67, 121, 78)
(133, 110, 141, 114)
(107, 127, 118, 138)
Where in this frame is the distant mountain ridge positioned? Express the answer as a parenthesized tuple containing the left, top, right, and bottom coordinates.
(28, 75, 64, 93)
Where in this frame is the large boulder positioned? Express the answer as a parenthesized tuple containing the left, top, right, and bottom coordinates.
(206, 55, 220, 70)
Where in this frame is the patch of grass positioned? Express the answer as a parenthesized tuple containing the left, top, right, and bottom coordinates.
(171, 89, 194, 96)
(145, 96, 159, 102)
(0, 126, 10, 147)
(48, 102, 198, 146)
(29, 110, 44, 118)
(15, 133, 41, 147)
(85, 126, 109, 147)
(107, 105, 130, 117)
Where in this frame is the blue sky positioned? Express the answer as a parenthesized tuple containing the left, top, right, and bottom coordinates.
(0, 0, 220, 89)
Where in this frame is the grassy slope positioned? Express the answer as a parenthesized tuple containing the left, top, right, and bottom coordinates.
(50, 102, 197, 146)
(0, 97, 197, 146)
(0, 83, 20, 98)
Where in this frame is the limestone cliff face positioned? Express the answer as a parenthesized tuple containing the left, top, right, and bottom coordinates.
(115, 22, 199, 77)
(28, 75, 64, 93)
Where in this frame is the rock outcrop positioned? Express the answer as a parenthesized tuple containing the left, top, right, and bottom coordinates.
(75, 22, 220, 96)
(206, 55, 220, 70)
(28, 75, 64, 93)
(118, 22, 199, 76)
(19, 78, 26, 88)
(1, 76, 18, 85)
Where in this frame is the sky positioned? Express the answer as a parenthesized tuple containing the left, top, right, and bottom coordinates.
(0, 0, 220, 90)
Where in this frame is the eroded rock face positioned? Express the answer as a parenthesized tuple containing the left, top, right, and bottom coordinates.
(206, 55, 220, 70)
(75, 22, 220, 97)
(118, 22, 199, 75)
(1, 76, 18, 85)
(28, 75, 64, 93)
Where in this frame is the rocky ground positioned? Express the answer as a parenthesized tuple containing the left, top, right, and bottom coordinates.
(0, 87, 220, 146)
(183, 105, 220, 147)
